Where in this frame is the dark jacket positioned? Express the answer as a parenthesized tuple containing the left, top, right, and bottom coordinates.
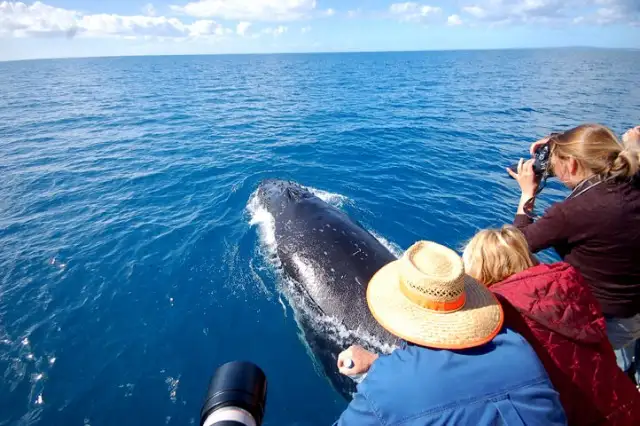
(514, 179, 640, 318)
(491, 262, 640, 425)
(334, 327, 567, 425)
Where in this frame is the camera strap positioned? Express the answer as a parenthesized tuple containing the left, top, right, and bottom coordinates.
(523, 170, 550, 220)
(566, 175, 613, 200)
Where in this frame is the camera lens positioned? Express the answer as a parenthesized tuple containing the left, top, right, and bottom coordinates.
(200, 361, 267, 426)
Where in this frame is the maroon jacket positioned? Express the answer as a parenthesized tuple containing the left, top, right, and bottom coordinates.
(491, 262, 640, 426)
(513, 179, 640, 318)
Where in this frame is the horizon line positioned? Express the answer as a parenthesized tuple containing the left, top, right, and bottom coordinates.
(2, 45, 638, 64)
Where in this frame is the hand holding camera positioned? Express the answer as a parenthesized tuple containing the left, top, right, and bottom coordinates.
(507, 158, 540, 198)
(507, 138, 553, 194)
(529, 135, 554, 156)
(507, 136, 554, 218)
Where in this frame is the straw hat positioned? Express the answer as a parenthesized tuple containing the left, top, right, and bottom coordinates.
(367, 241, 504, 350)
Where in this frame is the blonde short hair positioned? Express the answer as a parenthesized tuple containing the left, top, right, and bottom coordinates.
(463, 225, 537, 287)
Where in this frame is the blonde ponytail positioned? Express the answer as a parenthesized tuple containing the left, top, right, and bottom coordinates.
(551, 124, 639, 181)
(607, 148, 640, 179)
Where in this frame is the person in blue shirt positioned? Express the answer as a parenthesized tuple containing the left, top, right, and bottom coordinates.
(333, 240, 567, 426)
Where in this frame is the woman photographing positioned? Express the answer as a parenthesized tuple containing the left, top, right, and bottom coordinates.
(507, 123, 640, 382)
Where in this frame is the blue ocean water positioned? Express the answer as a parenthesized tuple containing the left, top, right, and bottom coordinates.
(1, 49, 639, 426)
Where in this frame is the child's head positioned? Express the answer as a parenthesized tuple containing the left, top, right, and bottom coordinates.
(463, 225, 537, 287)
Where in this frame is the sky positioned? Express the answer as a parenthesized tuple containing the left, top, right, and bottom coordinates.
(0, 0, 639, 61)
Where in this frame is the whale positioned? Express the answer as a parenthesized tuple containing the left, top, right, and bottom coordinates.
(254, 179, 400, 398)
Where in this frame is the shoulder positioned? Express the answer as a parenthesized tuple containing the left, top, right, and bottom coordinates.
(356, 335, 564, 425)
(363, 332, 551, 399)
(493, 262, 595, 313)
(496, 262, 580, 289)
(563, 179, 629, 209)
(357, 346, 466, 411)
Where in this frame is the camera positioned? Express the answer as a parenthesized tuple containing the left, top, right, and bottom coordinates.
(508, 143, 553, 178)
(200, 361, 268, 426)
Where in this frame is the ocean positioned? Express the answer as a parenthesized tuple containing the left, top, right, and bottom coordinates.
(0, 49, 639, 426)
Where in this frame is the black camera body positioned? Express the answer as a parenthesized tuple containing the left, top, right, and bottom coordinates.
(508, 143, 553, 178)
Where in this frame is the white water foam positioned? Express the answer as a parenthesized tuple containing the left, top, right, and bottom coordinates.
(165, 376, 179, 403)
(312, 315, 397, 355)
(247, 190, 279, 266)
(247, 184, 400, 357)
(369, 231, 403, 258)
(308, 186, 349, 208)
(248, 257, 271, 298)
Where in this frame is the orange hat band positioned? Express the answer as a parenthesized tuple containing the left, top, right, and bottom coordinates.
(399, 277, 466, 313)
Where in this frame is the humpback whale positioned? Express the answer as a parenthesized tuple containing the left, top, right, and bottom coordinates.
(253, 179, 400, 397)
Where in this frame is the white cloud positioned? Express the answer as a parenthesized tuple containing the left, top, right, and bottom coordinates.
(590, 0, 640, 24)
(462, 5, 486, 18)
(80, 15, 188, 38)
(605, 0, 640, 13)
(323, 8, 336, 17)
(252, 25, 288, 38)
(0, 1, 80, 37)
(459, 0, 639, 26)
(236, 21, 251, 36)
(460, 1, 564, 25)
(263, 25, 287, 36)
(143, 3, 157, 17)
(347, 9, 362, 18)
(0, 1, 233, 39)
(170, 0, 317, 22)
(187, 19, 228, 37)
(447, 14, 463, 25)
(595, 7, 619, 23)
(389, 3, 442, 22)
(301, 25, 311, 33)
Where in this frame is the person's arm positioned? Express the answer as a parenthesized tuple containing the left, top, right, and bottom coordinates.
(506, 158, 539, 216)
(332, 346, 383, 425)
(513, 202, 570, 253)
(333, 390, 381, 426)
(506, 157, 570, 253)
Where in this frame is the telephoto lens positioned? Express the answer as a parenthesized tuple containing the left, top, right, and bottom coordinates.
(200, 361, 267, 426)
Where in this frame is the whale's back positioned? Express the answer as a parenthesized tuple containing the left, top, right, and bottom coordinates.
(273, 190, 398, 345)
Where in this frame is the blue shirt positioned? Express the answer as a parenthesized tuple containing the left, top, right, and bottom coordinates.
(334, 327, 566, 425)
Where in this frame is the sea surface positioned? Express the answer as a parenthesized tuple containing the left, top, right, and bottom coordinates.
(1, 49, 639, 426)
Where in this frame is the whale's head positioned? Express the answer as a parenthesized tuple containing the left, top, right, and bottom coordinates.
(256, 179, 312, 217)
